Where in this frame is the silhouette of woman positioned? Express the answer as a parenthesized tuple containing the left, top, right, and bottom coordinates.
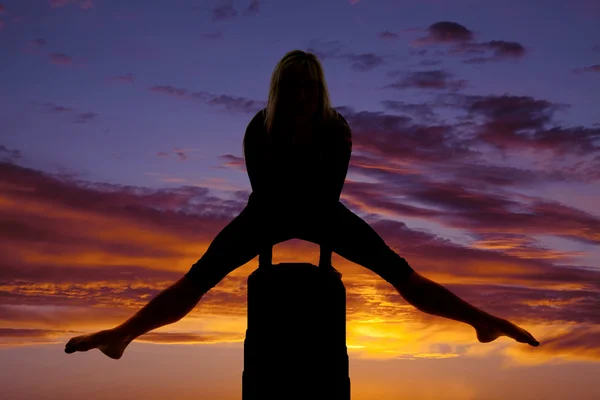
(65, 50, 539, 360)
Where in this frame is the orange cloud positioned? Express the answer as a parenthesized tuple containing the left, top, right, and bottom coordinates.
(1, 160, 599, 362)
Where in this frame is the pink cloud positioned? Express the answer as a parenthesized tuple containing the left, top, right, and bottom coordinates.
(218, 154, 246, 170)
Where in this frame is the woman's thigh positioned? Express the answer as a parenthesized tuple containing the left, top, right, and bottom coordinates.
(184, 203, 296, 290)
(296, 202, 415, 285)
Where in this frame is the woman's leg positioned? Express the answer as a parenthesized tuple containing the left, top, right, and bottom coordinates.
(298, 202, 539, 347)
(65, 203, 294, 359)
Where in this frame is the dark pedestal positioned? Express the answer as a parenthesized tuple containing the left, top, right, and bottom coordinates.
(242, 262, 351, 400)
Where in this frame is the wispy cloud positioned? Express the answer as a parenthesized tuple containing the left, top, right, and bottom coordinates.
(306, 39, 391, 71)
(384, 69, 468, 91)
(155, 148, 204, 161)
(48, 53, 73, 65)
(107, 73, 135, 84)
(148, 85, 266, 113)
(209, 0, 260, 21)
(36, 102, 99, 124)
(49, 0, 93, 9)
(409, 21, 527, 64)
(573, 64, 600, 74)
(0, 145, 23, 163)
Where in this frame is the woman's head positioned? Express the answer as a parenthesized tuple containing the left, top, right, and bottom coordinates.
(265, 49, 336, 134)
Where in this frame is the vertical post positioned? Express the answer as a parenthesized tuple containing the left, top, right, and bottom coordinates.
(242, 260, 350, 400)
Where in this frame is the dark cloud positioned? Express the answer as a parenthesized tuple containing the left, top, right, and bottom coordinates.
(414, 21, 527, 64)
(378, 31, 399, 40)
(0, 161, 246, 238)
(343, 52, 387, 72)
(108, 73, 134, 84)
(149, 85, 265, 113)
(49, 0, 74, 7)
(48, 53, 73, 65)
(573, 65, 600, 74)
(0, 145, 23, 163)
(30, 38, 46, 46)
(154, 148, 191, 160)
(149, 85, 188, 98)
(339, 106, 477, 164)
(212, 1, 236, 21)
(43, 102, 73, 113)
(420, 21, 474, 44)
(419, 59, 443, 67)
(306, 40, 389, 72)
(384, 70, 467, 91)
(246, 0, 260, 14)
(200, 31, 223, 40)
(74, 112, 98, 124)
(346, 168, 600, 247)
(452, 94, 600, 157)
(306, 39, 344, 60)
(210, 0, 259, 21)
(37, 102, 98, 124)
(380, 100, 439, 121)
(206, 94, 266, 113)
(460, 40, 527, 63)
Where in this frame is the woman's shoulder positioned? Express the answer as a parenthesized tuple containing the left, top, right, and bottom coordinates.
(250, 107, 267, 126)
(324, 108, 352, 146)
(246, 108, 267, 134)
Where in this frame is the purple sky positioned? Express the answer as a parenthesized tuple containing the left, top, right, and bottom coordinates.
(1, 1, 600, 399)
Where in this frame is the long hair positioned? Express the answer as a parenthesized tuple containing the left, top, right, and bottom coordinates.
(264, 49, 337, 136)
(243, 50, 338, 157)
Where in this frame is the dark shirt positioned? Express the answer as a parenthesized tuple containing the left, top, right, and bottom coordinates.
(244, 108, 352, 217)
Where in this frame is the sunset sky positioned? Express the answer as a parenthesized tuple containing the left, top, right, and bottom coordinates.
(1, 0, 600, 399)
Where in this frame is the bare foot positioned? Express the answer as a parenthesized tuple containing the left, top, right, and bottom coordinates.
(474, 316, 539, 347)
(64, 329, 132, 360)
